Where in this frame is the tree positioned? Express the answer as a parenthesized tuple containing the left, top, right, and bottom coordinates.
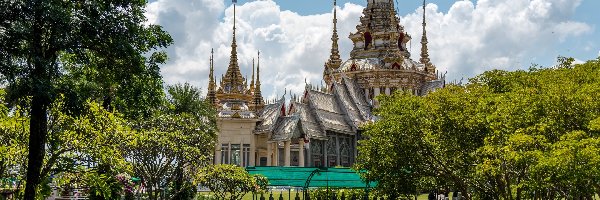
(166, 83, 217, 200)
(196, 164, 268, 200)
(356, 57, 600, 199)
(0, 1, 172, 198)
(0, 89, 29, 197)
(0, 92, 133, 199)
(167, 83, 205, 116)
(126, 111, 217, 200)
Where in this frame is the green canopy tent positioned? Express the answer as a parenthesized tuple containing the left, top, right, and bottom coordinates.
(246, 166, 376, 199)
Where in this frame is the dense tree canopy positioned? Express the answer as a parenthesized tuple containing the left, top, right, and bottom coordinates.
(0, 0, 172, 198)
(356, 57, 600, 200)
(196, 164, 268, 200)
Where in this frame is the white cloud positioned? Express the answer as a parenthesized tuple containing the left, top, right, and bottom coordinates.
(402, 0, 592, 81)
(146, 0, 592, 98)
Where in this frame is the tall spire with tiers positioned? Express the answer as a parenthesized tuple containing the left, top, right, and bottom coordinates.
(348, 0, 411, 61)
(420, 0, 435, 74)
(208, 49, 217, 105)
(324, 0, 343, 85)
(253, 51, 264, 110)
(250, 58, 255, 92)
(220, 2, 246, 94)
(327, 0, 342, 69)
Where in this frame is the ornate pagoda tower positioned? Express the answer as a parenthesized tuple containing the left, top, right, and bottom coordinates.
(207, 2, 264, 114)
(209, 1, 266, 167)
(326, 0, 443, 102)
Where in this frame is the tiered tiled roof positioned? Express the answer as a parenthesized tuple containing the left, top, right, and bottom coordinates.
(271, 116, 301, 141)
(341, 77, 371, 119)
(256, 97, 285, 133)
(419, 79, 445, 96)
(256, 77, 375, 142)
(293, 102, 326, 140)
(307, 89, 355, 134)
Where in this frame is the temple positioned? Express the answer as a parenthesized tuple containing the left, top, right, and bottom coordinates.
(208, 0, 444, 167)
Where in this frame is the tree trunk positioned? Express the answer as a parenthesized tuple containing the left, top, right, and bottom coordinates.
(173, 162, 184, 200)
(24, 0, 51, 198)
(23, 92, 49, 200)
(148, 186, 155, 200)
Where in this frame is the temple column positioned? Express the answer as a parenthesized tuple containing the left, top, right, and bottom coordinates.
(374, 87, 381, 106)
(284, 141, 291, 166)
(385, 87, 391, 95)
(335, 135, 340, 166)
(364, 88, 369, 101)
(274, 143, 280, 166)
(266, 142, 272, 166)
(215, 144, 222, 165)
(249, 142, 256, 167)
(299, 140, 305, 167)
(323, 140, 328, 167)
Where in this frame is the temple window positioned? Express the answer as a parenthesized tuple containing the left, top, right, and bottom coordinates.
(364, 32, 372, 50)
(340, 136, 351, 167)
(398, 33, 404, 51)
(243, 144, 250, 167)
(230, 144, 241, 166)
(311, 140, 324, 167)
(221, 144, 230, 164)
(326, 136, 337, 167)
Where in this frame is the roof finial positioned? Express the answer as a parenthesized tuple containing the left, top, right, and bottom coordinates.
(253, 50, 263, 110)
(420, 0, 431, 66)
(250, 58, 255, 91)
(207, 48, 217, 105)
(256, 51, 261, 87)
(209, 48, 215, 86)
(324, 0, 342, 85)
(328, 0, 341, 69)
(233, 0, 236, 36)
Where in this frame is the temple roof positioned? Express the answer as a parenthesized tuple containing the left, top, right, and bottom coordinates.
(419, 79, 445, 96)
(336, 58, 426, 72)
(341, 77, 371, 119)
(271, 115, 302, 141)
(332, 82, 362, 127)
(256, 97, 285, 132)
(217, 101, 256, 118)
(293, 102, 326, 140)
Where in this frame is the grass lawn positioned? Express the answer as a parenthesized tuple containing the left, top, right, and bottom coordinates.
(198, 191, 433, 200)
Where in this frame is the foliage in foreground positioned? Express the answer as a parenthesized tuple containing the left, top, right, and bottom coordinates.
(356, 57, 600, 200)
(0, 0, 173, 198)
(196, 164, 269, 200)
(0, 83, 217, 200)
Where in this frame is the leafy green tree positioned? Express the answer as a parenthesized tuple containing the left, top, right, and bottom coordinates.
(126, 111, 217, 200)
(0, 89, 29, 197)
(0, 93, 133, 199)
(0, 1, 171, 199)
(196, 164, 269, 200)
(356, 57, 600, 200)
(166, 83, 217, 200)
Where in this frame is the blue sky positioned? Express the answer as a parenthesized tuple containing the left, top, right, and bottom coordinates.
(145, 0, 599, 99)
(233, 0, 599, 65)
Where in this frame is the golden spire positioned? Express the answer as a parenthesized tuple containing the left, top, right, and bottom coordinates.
(324, 0, 342, 84)
(255, 51, 261, 92)
(209, 49, 215, 87)
(328, 0, 341, 68)
(420, 0, 431, 66)
(250, 58, 255, 92)
(221, 2, 246, 94)
(208, 48, 217, 105)
(253, 51, 264, 110)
